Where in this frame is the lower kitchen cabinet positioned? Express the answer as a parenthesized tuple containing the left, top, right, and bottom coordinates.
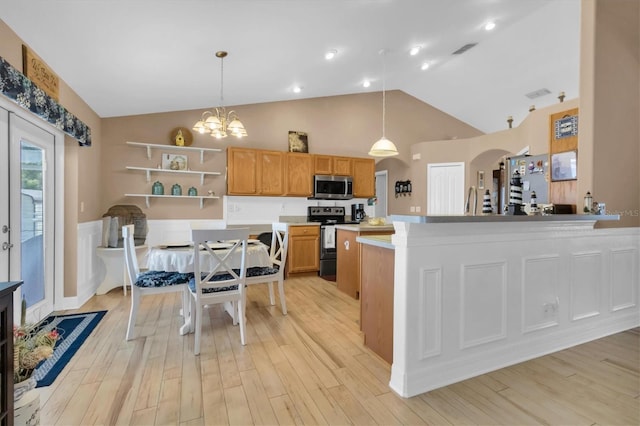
(286, 225, 320, 275)
(360, 243, 394, 364)
(336, 227, 394, 299)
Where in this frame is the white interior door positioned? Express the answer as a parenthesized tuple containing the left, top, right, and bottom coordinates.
(374, 170, 388, 218)
(427, 162, 465, 215)
(9, 113, 56, 323)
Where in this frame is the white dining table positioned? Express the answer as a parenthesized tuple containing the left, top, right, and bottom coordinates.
(146, 241, 271, 273)
(145, 240, 271, 335)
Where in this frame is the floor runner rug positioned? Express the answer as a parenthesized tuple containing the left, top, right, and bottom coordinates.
(33, 310, 107, 387)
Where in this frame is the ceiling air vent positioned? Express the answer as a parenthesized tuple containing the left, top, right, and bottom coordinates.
(452, 43, 477, 55)
(525, 88, 551, 99)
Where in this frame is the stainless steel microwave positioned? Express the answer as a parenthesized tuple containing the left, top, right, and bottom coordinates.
(313, 175, 353, 200)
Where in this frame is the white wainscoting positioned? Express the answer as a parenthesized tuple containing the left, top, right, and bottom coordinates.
(390, 221, 640, 398)
(72, 219, 227, 309)
(66, 220, 103, 310)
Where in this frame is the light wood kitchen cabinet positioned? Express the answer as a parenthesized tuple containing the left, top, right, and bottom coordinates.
(352, 158, 375, 198)
(360, 243, 394, 364)
(286, 225, 320, 275)
(227, 147, 258, 195)
(228, 147, 373, 198)
(258, 150, 284, 195)
(332, 156, 352, 176)
(285, 152, 313, 196)
(336, 227, 394, 299)
(313, 155, 352, 176)
(228, 147, 284, 196)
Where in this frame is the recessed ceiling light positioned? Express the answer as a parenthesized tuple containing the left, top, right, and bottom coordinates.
(421, 62, 430, 71)
(484, 21, 496, 31)
(293, 86, 302, 93)
(409, 46, 421, 56)
(325, 49, 337, 60)
(363, 80, 371, 88)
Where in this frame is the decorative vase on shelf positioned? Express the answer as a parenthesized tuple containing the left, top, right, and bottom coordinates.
(188, 187, 197, 196)
(152, 181, 164, 195)
(171, 184, 182, 196)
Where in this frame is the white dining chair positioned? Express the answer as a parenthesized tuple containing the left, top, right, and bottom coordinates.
(123, 225, 191, 341)
(246, 222, 289, 315)
(190, 227, 250, 354)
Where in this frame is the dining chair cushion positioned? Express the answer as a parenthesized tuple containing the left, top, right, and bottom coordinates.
(188, 272, 239, 294)
(187, 266, 279, 293)
(134, 270, 193, 288)
(246, 265, 279, 277)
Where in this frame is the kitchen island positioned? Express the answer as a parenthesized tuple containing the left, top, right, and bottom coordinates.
(386, 214, 639, 398)
(356, 234, 394, 363)
(335, 223, 394, 298)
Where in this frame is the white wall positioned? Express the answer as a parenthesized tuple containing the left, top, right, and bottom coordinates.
(223, 196, 375, 224)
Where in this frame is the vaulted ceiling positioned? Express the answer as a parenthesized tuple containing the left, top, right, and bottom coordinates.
(0, 0, 581, 134)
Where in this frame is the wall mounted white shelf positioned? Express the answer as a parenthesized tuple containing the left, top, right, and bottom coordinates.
(125, 166, 221, 185)
(125, 193, 220, 209)
(126, 141, 222, 163)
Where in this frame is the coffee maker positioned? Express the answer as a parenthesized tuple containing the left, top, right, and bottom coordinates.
(351, 203, 365, 222)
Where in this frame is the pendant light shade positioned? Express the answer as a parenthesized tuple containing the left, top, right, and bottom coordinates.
(369, 136, 399, 157)
(369, 49, 399, 157)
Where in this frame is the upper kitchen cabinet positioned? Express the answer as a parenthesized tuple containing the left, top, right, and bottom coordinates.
(227, 147, 258, 195)
(228, 147, 285, 196)
(285, 152, 313, 196)
(258, 150, 284, 195)
(352, 158, 375, 198)
(313, 155, 352, 176)
(228, 147, 372, 198)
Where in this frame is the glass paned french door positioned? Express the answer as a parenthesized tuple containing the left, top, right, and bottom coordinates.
(9, 113, 55, 323)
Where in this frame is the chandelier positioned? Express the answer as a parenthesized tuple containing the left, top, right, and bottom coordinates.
(369, 49, 399, 157)
(192, 51, 247, 139)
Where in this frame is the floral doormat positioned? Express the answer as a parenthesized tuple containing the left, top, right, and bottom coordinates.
(32, 310, 106, 387)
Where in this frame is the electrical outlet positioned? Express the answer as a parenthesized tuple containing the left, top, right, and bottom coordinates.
(410, 206, 416, 212)
(415, 206, 421, 212)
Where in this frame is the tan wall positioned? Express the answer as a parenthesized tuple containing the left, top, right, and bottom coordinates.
(579, 0, 639, 228)
(408, 99, 580, 213)
(102, 91, 483, 219)
(0, 20, 102, 296)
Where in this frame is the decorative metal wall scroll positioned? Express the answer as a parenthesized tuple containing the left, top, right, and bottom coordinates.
(395, 180, 412, 197)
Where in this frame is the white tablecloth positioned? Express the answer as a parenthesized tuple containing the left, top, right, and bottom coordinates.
(146, 243, 271, 273)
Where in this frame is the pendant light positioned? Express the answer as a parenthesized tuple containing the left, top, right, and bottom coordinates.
(192, 51, 247, 139)
(369, 49, 399, 157)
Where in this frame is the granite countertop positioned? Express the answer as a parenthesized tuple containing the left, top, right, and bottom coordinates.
(356, 234, 394, 250)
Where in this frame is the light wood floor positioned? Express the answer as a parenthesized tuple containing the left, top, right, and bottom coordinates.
(39, 276, 639, 425)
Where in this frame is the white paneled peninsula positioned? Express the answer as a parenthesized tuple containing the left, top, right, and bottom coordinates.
(387, 214, 638, 398)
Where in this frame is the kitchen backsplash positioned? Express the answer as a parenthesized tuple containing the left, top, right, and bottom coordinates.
(224, 196, 375, 224)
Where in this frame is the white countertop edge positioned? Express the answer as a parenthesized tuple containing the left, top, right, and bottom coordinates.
(356, 235, 394, 249)
(390, 214, 620, 223)
(335, 224, 395, 231)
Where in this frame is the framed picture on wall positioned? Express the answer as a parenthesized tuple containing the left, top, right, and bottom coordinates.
(288, 131, 308, 153)
(551, 150, 577, 181)
(162, 153, 188, 171)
